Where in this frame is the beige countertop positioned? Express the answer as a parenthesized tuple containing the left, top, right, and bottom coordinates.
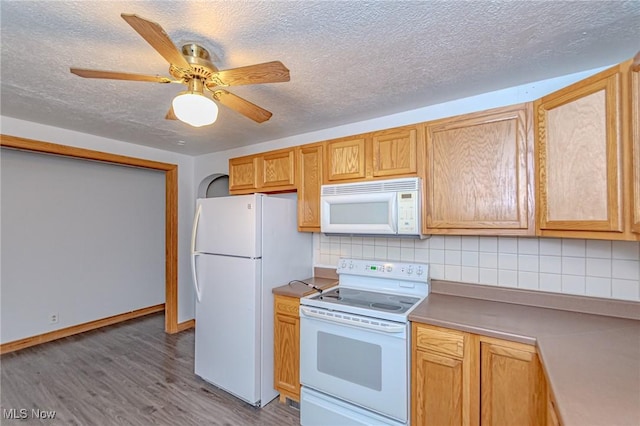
(409, 290, 640, 426)
(272, 276, 338, 298)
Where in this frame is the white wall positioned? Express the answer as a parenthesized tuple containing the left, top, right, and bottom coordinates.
(1, 149, 166, 343)
(0, 116, 196, 325)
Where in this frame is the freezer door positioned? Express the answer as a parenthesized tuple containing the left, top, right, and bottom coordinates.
(194, 254, 261, 405)
(194, 195, 261, 258)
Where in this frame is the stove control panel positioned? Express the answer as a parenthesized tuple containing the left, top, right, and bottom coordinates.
(337, 258, 429, 282)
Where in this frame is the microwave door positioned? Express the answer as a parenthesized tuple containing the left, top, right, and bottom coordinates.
(321, 192, 398, 234)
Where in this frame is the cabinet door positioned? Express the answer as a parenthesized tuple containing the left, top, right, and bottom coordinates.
(480, 341, 546, 426)
(261, 148, 295, 190)
(424, 104, 533, 234)
(546, 389, 561, 426)
(229, 155, 259, 193)
(324, 136, 367, 182)
(274, 295, 300, 402)
(536, 66, 623, 235)
(297, 144, 323, 231)
(274, 313, 300, 401)
(413, 349, 463, 426)
(372, 126, 418, 177)
(631, 60, 640, 234)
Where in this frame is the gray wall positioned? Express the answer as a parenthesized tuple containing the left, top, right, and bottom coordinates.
(1, 148, 165, 343)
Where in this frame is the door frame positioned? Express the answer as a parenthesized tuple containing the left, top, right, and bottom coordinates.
(0, 134, 180, 334)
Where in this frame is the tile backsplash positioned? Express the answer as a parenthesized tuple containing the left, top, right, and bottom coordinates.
(313, 234, 640, 302)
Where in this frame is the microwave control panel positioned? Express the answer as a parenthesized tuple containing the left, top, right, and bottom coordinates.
(397, 191, 419, 234)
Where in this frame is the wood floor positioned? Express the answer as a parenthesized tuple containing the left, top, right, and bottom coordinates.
(1, 313, 300, 425)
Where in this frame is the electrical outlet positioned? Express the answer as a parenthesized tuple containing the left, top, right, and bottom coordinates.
(49, 313, 58, 324)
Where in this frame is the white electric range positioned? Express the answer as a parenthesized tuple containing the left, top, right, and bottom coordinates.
(299, 258, 430, 426)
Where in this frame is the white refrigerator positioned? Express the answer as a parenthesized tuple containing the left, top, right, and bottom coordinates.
(191, 193, 312, 407)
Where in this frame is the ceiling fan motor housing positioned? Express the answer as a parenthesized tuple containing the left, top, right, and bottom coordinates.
(169, 43, 218, 82)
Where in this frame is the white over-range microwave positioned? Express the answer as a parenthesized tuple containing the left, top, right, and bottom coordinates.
(320, 177, 424, 237)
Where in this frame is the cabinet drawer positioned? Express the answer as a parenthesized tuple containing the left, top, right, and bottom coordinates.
(415, 325, 465, 358)
(275, 295, 300, 317)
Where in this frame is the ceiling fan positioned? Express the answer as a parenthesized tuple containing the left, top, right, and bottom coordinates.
(70, 13, 290, 127)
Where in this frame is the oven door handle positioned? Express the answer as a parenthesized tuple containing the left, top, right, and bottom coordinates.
(300, 307, 406, 333)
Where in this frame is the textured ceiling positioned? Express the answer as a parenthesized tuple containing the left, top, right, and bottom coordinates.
(1, 1, 639, 156)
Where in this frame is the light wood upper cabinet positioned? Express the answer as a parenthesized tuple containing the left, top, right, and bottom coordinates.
(324, 136, 367, 182)
(535, 65, 624, 238)
(229, 155, 259, 192)
(480, 339, 546, 426)
(630, 59, 640, 235)
(229, 147, 296, 194)
(371, 126, 419, 177)
(297, 143, 323, 232)
(261, 148, 295, 190)
(423, 104, 534, 235)
(273, 295, 300, 403)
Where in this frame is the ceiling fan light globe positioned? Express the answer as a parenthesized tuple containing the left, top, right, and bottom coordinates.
(172, 92, 218, 127)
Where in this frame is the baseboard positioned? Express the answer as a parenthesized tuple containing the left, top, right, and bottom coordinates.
(176, 319, 195, 332)
(0, 304, 165, 355)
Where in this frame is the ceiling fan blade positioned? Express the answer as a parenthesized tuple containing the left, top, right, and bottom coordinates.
(213, 90, 273, 123)
(121, 13, 191, 70)
(165, 105, 177, 120)
(70, 68, 175, 83)
(211, 61, 290, 87)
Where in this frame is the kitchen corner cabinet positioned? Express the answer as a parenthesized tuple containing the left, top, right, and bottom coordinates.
(296, 143, 323, 232)
(411, 323, 547, 426)
(229, 147, 296, 194)
(535, 63, 632, 240)
(480, 338, 547, 426)
(546, 382, 562, 426)
(423, 104, 534, 236)
(630, 58, 640, 236)
(273, 295, 300, 403)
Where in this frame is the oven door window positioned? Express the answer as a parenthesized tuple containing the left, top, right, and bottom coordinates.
(317, 331, 382, 391)
(300, 314, 408, 422)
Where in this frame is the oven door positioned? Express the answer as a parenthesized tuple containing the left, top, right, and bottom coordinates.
(320, 192, 398, 235)
(299, 306, 408, 423)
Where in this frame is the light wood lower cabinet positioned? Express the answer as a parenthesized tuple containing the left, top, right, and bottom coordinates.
(412, 323, 548, 426)
(273, 295, 300, 403)
(546, 383, 562, 426)
(480, 338, 547, 426)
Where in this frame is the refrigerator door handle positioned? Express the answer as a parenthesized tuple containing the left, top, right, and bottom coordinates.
(191, 204, 203, 303)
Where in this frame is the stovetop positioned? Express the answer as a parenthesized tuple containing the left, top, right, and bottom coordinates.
(300, 258, 430, 322)
(308, 287, 421, 315)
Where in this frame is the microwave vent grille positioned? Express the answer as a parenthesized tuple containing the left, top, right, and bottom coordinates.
(322, 178, 420, 196)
